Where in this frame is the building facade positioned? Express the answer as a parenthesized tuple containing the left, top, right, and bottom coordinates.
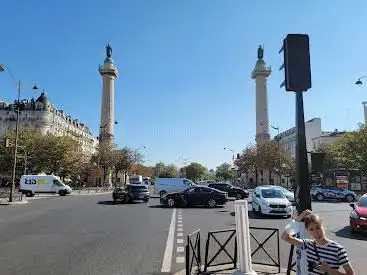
(0, 93, 98, 161)
(274, 117, 345, 159)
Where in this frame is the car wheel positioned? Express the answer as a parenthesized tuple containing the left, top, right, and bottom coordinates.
(25, 190, 32, 197)
(316, 193, 325, 201)
(252, 203, 257, 213)
(236, 194, 242, 200)
(159, 191, 167, 198)
(59, 190, 67, 196)
(345, 194, 354, 202)
(258, 206, 263, 216)
(207, 198, 217, 208)
(143, 198, 149, 203)
(167, 198, 175, 207)
(113, 198, 117, 204)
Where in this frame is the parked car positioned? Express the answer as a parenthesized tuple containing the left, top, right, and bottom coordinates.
(208, 182, 249, 199)
(261, 185, 294, 204)
(112, 184, 150, 203)
(311, 185, 356, 202)
(349, 194, 367, 233)
(252, 186, 293, 217)
(160, 186, 228, 208)
(154, 178, 196, 197)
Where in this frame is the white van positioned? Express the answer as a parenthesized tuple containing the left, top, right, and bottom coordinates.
(154, 178, 196, 197)
(19, 175, 72, 197)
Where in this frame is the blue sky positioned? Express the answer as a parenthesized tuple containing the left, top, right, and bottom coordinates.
(1, 1, 367, 170)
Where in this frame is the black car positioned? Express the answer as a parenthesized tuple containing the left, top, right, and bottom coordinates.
(160, 186, 228, 208)
(112, 184, 150, 203)
(208, 183, 249, 199)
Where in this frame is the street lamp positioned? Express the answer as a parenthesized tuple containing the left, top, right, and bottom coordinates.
(355, 75, 367, 85)
(0, 64, 38, 202)
(223, 147, 235, 162)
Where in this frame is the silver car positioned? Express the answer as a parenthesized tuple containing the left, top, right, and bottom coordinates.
(252, 186, 293, 217)
(261, 185, 295, 204)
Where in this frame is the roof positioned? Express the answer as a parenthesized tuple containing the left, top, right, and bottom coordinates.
(36, 92, 49, 104)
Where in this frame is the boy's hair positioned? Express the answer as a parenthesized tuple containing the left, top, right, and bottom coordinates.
(303, 213, 324, 229)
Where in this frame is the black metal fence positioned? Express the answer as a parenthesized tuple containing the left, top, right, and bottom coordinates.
(203, 228, 237, 272)
(250, 227, 281, 273)
(198, 226, 280, 273)
(186, 229, 201, 275)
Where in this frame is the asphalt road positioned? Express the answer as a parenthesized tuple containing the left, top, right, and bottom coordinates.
(0, 194, 172, 275)
(0, 194, 366, 275)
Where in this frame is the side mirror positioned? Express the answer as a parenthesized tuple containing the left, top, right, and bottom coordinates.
(255, 194, 260, 198)
(350, 203, 355, 209)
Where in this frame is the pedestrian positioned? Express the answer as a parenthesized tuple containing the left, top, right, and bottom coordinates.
(281, 210, 354, 275)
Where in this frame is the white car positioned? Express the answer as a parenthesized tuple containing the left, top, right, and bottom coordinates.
(262, 185, 295, 204)
(252, 186, 293, 217)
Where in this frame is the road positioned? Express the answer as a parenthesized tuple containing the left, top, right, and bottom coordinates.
(0, 194, 366, 275)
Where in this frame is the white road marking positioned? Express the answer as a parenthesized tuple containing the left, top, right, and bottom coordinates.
(161, 208, 176, 272)
(177, 232, 183, 237)
(177, 227, 183, 231)
(177, 246, 185, 253)
(176, 256, 185, 263)
(177, 238, 184, 244)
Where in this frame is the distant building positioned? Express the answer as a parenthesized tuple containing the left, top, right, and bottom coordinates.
(274, 117, 345, 160)
(0, 92, 98, 161)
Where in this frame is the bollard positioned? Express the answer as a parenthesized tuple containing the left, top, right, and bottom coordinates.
(233, 200, 257, 275)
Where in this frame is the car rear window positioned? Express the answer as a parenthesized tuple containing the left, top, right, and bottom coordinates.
(130, 185, 148, 191)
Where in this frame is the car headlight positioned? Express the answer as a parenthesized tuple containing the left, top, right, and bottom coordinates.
(350, 211, 359, 219)
(286, 202, 292, 207)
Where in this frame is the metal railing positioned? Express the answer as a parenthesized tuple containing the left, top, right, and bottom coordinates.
(250, 227, 281, 273)
(203, 228, 237, 272)
(201, 226, 280, 273)
(286, 244, 297, 274)
(186, 229, 201, 275)
(72, 186, 114, 193)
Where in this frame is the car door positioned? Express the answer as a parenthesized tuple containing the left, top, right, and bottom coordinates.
(182, 187, 197, 205)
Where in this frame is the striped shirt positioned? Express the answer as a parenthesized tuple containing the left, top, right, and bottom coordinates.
(300, 239, 349, 275)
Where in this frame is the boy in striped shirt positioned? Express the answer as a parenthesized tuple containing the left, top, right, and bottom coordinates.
(282, 210, 354, 275)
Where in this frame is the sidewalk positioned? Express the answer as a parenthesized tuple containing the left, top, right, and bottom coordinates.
(174, 263, 292, 275)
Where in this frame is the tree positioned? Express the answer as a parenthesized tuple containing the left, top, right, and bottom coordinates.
(91, 141, 115, 183)
(235, 145, 258, 183)
(321, 125, 367, 173)
(152, 162, 166, 178)
(160, 164, 179, 178)
(215, 163, 236, 181)
(112, 147, 135, 183)
(185, 162, 207, 181)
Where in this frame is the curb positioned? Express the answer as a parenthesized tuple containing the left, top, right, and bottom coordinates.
(72, 191, 112, 196)
(0, 200, 28, 206)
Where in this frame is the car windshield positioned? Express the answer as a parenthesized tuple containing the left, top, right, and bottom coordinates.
(277, 187, 290, 194)
(358, 197, 367, 207)
(261, 189, 285, 198)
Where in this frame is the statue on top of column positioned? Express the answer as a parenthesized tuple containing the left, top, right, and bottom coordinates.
(106, 43, 112, 58)
(257, 45, 264, 60)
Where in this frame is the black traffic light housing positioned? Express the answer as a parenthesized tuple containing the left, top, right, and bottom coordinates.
(281, 34, 312, 92)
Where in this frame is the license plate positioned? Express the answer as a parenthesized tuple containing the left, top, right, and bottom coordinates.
(139, 195, 145, 199)
(272, 208, 284, 212)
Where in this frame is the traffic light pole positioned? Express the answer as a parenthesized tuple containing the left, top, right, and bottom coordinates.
(295, 91, 312, 213)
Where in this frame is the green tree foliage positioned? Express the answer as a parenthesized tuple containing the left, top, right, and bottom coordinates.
(215, 163, 236, 181)
(184, 162, 207, 181)
(321, 125, 367, 173)
(151, 162, 178, 178)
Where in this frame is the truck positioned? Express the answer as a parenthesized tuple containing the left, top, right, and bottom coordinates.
(154, 178, 196, 197)
(19, 175, 72, 197)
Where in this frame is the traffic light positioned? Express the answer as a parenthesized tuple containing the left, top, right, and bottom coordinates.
(280, 34, 312, 92)
(236, 153, 240, 160)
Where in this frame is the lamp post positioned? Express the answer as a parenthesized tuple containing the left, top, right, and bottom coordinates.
(356, 76, 367, 125)
(223, 147, 235, 163)
(0, 64, 38, 202)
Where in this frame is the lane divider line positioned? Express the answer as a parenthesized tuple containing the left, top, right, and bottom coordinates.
(161, 208, 176, 272)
